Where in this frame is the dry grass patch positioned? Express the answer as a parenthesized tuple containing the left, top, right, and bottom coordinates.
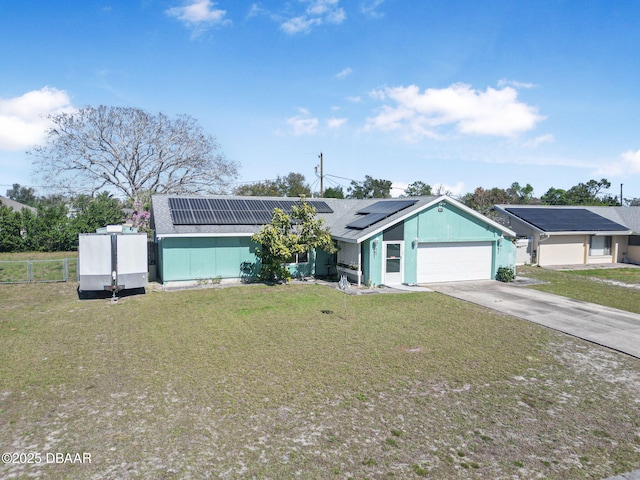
(1, 281, 639, 479)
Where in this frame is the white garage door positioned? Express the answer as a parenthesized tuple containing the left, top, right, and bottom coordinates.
(417, 242, 492, 283)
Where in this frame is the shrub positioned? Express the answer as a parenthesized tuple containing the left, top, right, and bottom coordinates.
(496, 266, 516, 283)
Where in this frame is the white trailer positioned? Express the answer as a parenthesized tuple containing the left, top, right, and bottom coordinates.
(78, 227, 148, 293)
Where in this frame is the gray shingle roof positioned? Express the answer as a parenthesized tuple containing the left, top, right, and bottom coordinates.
(496, 204, 639, 234)
(152, 194, 515, 243)
(0, 195, 36, 213)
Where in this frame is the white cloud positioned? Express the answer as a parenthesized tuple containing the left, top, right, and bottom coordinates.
(365, 83, 544, 140)
(346, 95, 361, 103)
(497, 78, 537, 89)
(360, 0, 386, 18)
(0, 87, 74, 150)
(595, 148, 640, 177)
(281, 16, 321, 34)
(286, 110, 319, 136)
(522, 133, 554, 148)
(279, 0, 345, 34)
(433, 182, 465, 196)
(335, 67, 352, 79)
(248, 3, 266, 18)
(166, 0, 230, 32)
(327, 117, 347, 128)
(390, 181, 407, 197)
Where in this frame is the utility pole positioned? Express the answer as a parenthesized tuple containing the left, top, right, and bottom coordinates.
(621, 183, 624, 206)
(318, 152, 324, 197)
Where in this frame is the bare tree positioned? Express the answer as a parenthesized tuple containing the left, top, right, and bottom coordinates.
(30, 106, 239, 202)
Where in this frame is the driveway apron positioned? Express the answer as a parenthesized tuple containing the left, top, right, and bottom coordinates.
(429, 280, 640, 358)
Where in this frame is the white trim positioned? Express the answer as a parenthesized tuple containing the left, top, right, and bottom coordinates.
(383, 240, 404, 285)
(333, 196, 515, 244)
(156, 232, 255, 239)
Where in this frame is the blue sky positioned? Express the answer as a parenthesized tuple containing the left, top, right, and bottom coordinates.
(2, 0, 640, 200)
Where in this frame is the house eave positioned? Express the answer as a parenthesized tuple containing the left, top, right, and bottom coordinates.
(340, 196, 516, 244)
(156, 232, 255, 239)
(541, 230, 632, 236)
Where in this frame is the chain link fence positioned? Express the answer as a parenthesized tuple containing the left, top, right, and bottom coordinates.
(0, 258, 78, 284)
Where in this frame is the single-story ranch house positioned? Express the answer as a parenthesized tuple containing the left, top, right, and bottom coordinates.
(495, 204, 640, 266)
(151, 194, 516, 286)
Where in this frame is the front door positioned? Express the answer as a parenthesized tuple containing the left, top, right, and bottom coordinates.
(384, 242, 403, 285)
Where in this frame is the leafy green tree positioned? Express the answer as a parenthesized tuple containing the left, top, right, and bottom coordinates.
(460, 187, 510, 215)
(251, 199, 336, 283)
(72, 192, 124, 233)
(235, 172, 311, 197)
(540, 187, 568, 205)
(0, 204, 25, 252)
(5, 184, 37, 207)
(347, 175, 392, 199)
(36, 194, 69, 208)
(506, 182, 534, 204)
(277, 172, 311, 197)
(22, 204, 76, 251)
(403, 181, 432, 197)
(234, 180, 280, 196)
(541, 178, 619, 205)
(322, 186, 344, 198)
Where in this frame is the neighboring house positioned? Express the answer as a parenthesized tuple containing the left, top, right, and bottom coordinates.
(0, 195, 36, 213)
(151, 194, 516, 285)
(495, 205, 639, 266)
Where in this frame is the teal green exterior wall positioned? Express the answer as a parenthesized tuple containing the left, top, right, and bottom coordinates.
(362, 232, 383, 286)
(494, 238, 517, 275)
(157, 201, 516, 284)
(414, 203, 503, 242)
(158, 236, 257, 282)
(314, 247, 334, 276)
(157, 236, 326, 283)
(364, 202, 515, 284)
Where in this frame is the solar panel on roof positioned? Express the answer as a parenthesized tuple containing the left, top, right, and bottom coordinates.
(169, 197, 189, 210)
(191, 211, 208, 223)
(170, 209, 193, 224)
(168, 197, 334, 225)
(227, 199, 250, 210)
(346, 213, 389, 230)
(356, 200, 417, 215)
(261, 200, 279, 211)
(308, 200, 333, 213)
(346, 199, 418, 230)
(252, 211, 273, 224)
(506, 208, 627, 232)
(207, 198, 229, 211)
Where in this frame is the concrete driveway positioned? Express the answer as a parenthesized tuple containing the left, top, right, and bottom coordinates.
(429, 280, 640, 358)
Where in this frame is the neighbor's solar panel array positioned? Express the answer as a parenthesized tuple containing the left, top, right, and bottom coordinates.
(506, 207, 628, 232)
(346, 200, 418, 230)
(169, 198, 334, 225)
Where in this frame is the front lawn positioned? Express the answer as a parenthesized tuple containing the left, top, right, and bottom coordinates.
(518, 265, 640, 314)
(1, 281, 639, 479)
(565, 267, 640, 284)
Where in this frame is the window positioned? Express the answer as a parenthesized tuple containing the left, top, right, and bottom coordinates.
(287, 251, 309, 264)
(590, 236, 611, 256)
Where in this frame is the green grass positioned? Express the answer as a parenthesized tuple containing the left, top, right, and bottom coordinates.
(518, 265, 640, 313)
(0, 251, 78, 283)
(564, 267, 640, 284)
(1, 274, 640, 478)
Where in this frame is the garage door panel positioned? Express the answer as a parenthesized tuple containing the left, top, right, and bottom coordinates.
(417, 242, 492, 283)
